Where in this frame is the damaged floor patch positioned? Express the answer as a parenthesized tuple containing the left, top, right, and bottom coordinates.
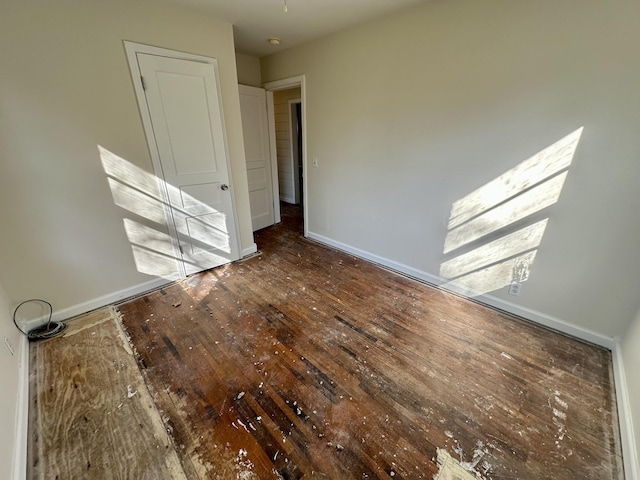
(28, 307, 187, 480)
(435, 449, 478, 480)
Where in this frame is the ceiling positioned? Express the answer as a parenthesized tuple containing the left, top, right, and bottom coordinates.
(166, 0, 425, 57)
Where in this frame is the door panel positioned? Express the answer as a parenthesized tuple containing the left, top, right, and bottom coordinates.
(249, 189, 270, 217)
(239, 85, 275, 231)
(156, 73, 218, 175)
(185, 213, 228, 254)
(180, 184, 222, 209)
(137, 53, 239, 275)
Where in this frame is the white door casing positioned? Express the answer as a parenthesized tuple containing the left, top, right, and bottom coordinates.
(289, 100, 302, 205)
(239, 85, 276, 231)
(266, 91, 281, 224)
(126, 43, 240, 276)
(263, 75, 308, 236)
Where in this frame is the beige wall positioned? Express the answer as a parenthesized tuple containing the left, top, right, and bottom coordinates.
(0, 281, 24, 479)
(0, 0, 254, 314)
(262, 1, 640, 468)
(273, 88, 302, 203)
(261, 0, 640, 339)
(236, 53, 262, 87)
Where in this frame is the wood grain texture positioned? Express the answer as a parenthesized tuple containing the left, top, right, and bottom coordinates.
(28, 307, 186, 480)
(28, 204, 619, 479)
(114, 204, 624, 479)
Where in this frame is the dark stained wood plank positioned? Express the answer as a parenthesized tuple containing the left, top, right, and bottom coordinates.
(28, 307, 187, 480)
(114, 203, 623, 479)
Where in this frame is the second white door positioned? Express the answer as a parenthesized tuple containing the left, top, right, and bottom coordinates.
(239, 85, 276, 231)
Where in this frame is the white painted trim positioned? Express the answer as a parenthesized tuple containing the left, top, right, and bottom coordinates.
(49, 277, 171, 324)
(23, 241, 253, 331)
(12, 335, 29, 480)
(476, 295, 617, 350)
(266, 91, 281, 224)
(288, 99, 302, 205)
(123, 41, 242, 273)
(242, 243, 258, 257)
(262, 75, 305, 92)
(307, 230, 616, 349)
(263, 75, 308, 237)
(307, 230, 441, 284)
(300, 80, 308, 238)
(613, 343, 640, 480)
(210, 63, 245, 266)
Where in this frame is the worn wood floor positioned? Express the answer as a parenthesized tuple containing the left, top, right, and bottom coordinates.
(118, 204, 623, 479)
(30, 204, 624, 479)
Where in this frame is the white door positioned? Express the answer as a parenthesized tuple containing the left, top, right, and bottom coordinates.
(137, 53, 240, 275)
(239, 85, 275, 231)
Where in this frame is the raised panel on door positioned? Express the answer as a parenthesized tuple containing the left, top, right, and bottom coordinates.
(138, 53, 239, 275)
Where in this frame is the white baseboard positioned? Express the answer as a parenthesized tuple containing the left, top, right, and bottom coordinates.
(307, 231, 615, 349)
(307, 231, 444, 285)
(308, 230, 638, 475)
(25, 248, 259, 328)
(51, 277, 171, 323)
(612, 344, 640, 480)
(472, 293, 617, 350)
(13, 335, 29, 480)
(242, 243, 258, 257)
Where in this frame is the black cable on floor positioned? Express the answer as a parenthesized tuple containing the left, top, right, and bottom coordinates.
(13, 299, 66, 340)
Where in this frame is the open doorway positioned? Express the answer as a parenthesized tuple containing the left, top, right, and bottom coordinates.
(271, 87, 301, 206)
(291, 101, 303, 207)
(264, 76, 307, 236)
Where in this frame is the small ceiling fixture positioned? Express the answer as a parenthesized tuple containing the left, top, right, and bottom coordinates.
(268, 37, 281, 46)
(283, 0, 288, 13)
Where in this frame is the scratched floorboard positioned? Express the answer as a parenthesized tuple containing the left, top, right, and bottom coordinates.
(116, 204, 623, 479)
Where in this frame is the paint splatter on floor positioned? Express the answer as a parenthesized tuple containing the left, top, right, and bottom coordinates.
(434, 449, 478, 480)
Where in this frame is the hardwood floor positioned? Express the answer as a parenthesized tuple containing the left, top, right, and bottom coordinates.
(117, 204, 623, 479)
(30, 203, 624, 479)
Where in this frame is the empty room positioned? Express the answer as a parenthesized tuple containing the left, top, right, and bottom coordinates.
(1, 0, 639, 479)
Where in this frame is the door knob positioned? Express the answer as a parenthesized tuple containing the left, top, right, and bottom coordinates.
(220, 184, 229, 191)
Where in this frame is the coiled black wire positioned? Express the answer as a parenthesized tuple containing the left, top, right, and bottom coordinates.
(13, 299, 66, 340)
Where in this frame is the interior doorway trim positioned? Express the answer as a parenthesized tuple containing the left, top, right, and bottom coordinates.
(288, 99, 302, 205)
(265, 91, 281, 224)
(263, 75, 308, 237)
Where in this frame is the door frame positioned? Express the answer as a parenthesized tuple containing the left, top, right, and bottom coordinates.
(288, 99, 302, 205)
(123, 41, 242, 278)
(263, 75, 308, 237)
(265, 90, 281, 224)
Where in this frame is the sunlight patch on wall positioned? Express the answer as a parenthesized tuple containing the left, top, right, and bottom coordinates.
(444, 174, 567, 254)
(123, 219, 180, 278)
(107, 177, 168, 225)
(440, 128, 583, 297)
(440, 219, 548, 279)
(99, 146, 232, 279)
(448, 128, 582, 229)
